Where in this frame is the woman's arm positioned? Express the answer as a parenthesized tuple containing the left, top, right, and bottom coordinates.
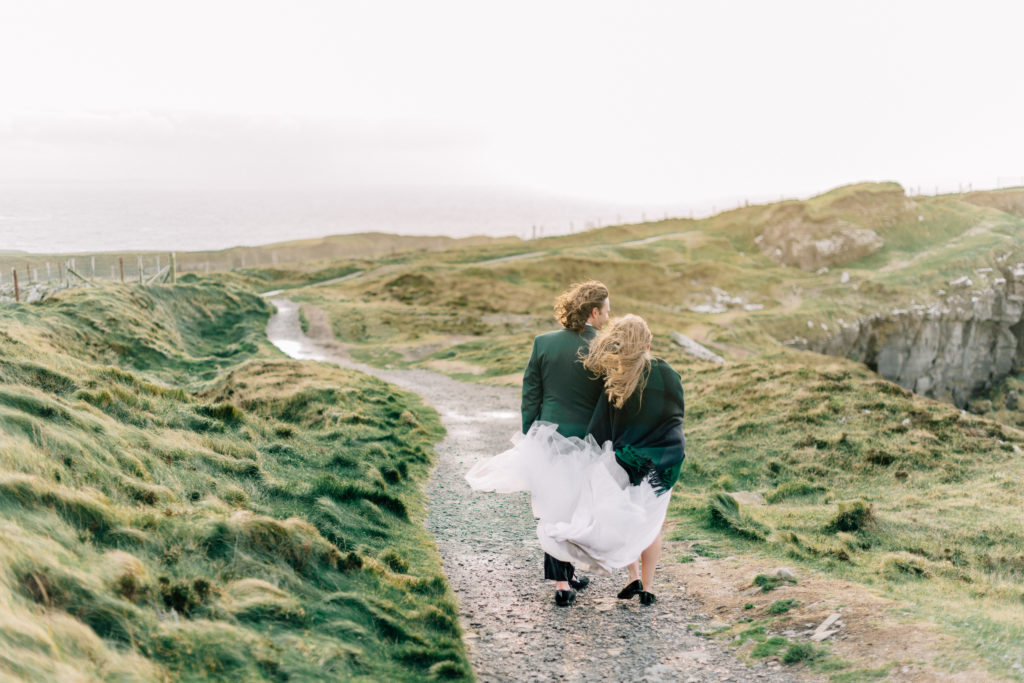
(586, 391, 613, 444)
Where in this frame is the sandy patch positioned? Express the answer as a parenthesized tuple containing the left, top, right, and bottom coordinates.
(424, 359, 486, 376)
(661, 540, 999, 681)
(481, 373, 523, 387)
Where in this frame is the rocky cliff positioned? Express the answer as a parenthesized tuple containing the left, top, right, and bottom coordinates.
(787, 262, 1024, 407)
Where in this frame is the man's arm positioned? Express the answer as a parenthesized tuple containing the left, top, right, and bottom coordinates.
(521, 338, 542, 433)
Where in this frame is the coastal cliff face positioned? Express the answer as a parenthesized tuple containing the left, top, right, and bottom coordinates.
(787, 263, 1024, 408)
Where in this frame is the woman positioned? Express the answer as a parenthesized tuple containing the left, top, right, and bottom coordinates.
(582, 314, 686, 605)
(466, 314, 685, 606)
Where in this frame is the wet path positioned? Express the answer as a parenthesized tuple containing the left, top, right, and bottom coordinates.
(266, 298, 802, 682)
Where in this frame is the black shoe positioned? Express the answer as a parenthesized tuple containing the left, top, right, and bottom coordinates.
(639, 591, 656, 606)
(554, 589, 577, 607)
(568, 575, 590, 591)
(617, 579, 643, 600)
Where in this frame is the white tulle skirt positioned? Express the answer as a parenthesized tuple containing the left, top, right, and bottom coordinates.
(465, 421, 671, 574)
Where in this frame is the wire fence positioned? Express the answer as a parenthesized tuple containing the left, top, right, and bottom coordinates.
(0, 254, 181, 303)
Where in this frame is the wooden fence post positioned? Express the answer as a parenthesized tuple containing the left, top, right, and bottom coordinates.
(12, 269, 19, 303)
(58, 262, 64, 284)
(119, 258, 125, 283)
(137, 255, 143, 284)
(170, 253, 177, 283)
(90, 256, 96, 278)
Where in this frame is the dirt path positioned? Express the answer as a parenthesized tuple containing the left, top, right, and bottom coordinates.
(266, 298, 804, 682)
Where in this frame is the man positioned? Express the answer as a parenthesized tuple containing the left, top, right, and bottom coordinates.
(521, 280, 610, 606)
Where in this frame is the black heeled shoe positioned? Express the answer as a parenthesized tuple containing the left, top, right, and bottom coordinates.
(554, 589, 577, 607)
(639, 591, 656, 606)
(617, 579, 643, 600)
(568, 575, 590, 591)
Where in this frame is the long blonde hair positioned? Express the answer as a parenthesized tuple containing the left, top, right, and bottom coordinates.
(583, 315, 652, 409)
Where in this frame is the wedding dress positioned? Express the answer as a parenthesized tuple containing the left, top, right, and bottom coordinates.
(465, 421, 671, 574)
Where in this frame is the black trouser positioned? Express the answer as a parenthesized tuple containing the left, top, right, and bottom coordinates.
(543, 553, 575, 582)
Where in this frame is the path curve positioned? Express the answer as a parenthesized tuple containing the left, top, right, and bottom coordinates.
(266, 298, 803, 682)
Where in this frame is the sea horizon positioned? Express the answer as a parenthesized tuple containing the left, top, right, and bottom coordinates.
(0, 182, 705, 255)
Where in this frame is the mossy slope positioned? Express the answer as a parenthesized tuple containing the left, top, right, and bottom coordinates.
(0, 280, 469, 681)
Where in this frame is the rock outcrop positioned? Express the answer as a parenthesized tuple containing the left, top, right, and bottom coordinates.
(670, 331, 726, 364)
(755, 213, 884, 271)
(787, 263, 1024, 408)
(754, 183, 914, 271)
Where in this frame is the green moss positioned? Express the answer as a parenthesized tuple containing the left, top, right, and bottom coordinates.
(751, 636, 788, 657)
(753, 574, 797, 592)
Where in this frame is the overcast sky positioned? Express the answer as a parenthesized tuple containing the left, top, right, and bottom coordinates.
(1, 0, 1023, 205)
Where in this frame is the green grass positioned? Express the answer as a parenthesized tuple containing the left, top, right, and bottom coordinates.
(766, 598, 800, 614)
(266, 181, 1024, 679)
(0, 279, 469, 681)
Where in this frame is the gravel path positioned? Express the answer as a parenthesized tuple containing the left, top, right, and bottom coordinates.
(266, 298, 803, 682)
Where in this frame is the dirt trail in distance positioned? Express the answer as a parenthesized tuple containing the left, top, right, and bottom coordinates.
(266, 298, 804, 682)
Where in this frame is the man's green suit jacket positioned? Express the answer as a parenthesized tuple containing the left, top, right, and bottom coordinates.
(521, 326, 604, 438)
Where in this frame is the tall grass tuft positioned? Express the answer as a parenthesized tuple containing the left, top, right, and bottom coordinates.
(705, 491, 770, 540)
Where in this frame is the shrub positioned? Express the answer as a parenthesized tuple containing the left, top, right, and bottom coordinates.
(825, 499, 873, 533)
(753, 573, 797, 592)
(782, 642, 821, 664)
(766, 598, 799, 614)
(879, 552, 932, 580)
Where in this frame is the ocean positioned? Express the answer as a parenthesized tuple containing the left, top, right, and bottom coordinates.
(0, 183, 692, 255)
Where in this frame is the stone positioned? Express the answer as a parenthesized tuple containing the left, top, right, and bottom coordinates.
(772, 567, 797, 580)
(810, 612, 842, 642)
(755, 200, 888, 271)
(643, 664, 675, 681)
(1007, 390, 1019, 411)
(949, 276, 973, 288)
(670, 331, 726, 364)
(728, 491, 766, 506)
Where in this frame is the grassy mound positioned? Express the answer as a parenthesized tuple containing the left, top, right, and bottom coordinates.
(0, 280, 468, 680)
(668, 352, 1024, 675)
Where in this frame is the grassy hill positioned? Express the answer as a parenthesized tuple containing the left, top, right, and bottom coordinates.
(0, 278, 469, 680)
(269, 182, 1024, 678)
(0, 232, 513, 287)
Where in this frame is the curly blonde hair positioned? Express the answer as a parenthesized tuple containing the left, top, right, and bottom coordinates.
(582, 314, 652, 409)
(553, 280, 609, 333)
